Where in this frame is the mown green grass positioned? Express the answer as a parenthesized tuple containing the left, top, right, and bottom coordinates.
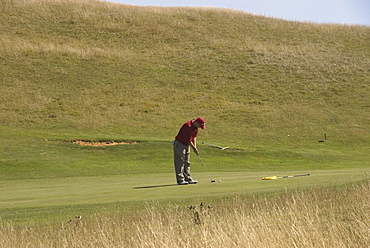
(1, 126, 367, 180)
(0, 0, 370, 224)
(2, 169, 369, 223)
(1, 123, 369, 223)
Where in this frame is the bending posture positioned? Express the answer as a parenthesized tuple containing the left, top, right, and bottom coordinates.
(173, 117, 206, 185)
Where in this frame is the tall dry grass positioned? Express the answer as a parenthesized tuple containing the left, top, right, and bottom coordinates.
(1, 179, 369, 247)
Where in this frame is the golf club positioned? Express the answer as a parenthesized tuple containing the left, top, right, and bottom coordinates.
(262, 174, 310, 180)
(278, 173, 310, 178)
(197, 154, 216, 183)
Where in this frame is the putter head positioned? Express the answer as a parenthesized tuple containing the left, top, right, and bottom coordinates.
(211, 180, 216, 183)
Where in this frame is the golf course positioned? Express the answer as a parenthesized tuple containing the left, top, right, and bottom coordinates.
(1, 0, 369, 247)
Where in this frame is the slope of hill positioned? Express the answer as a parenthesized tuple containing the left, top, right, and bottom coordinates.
(1, 0, 369, 145)
(1, 0, 370, 227)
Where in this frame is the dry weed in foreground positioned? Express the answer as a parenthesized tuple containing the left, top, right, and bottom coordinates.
(0, 180, 369, 248)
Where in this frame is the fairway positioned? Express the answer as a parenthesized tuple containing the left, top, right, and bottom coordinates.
(2, 168, 369, 222)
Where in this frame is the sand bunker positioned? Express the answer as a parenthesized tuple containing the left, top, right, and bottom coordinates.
(71, 140, 137, 147)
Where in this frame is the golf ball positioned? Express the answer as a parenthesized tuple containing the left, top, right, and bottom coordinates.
(218, 180, 221, 183)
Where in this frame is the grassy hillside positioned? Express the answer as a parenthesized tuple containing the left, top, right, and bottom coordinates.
(1, 0, 369, 144)
(0, 0, 370, 226)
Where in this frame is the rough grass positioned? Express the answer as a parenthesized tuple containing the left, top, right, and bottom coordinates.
(1, 0, 369, 144)
(0, 0, 370, 243)
(1, 179, 369, 247)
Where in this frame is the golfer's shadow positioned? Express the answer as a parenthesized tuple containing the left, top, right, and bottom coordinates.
(133, 184, 178, 189)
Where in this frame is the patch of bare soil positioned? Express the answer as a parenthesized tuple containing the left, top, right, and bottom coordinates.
(71, 140, 137, 147)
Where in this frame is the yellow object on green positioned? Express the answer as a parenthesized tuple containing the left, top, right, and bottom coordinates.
(262, 176, 278, 180)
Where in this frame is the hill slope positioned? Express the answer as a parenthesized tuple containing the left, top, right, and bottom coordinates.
(1, 0, 370, 224)
(1, 0, 369, 146)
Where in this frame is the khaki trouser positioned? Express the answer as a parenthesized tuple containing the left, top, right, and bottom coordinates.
(173, 140, 192, 183)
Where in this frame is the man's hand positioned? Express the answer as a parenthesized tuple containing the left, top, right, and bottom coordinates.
(193, 146, 199, 156)
(189, 141, 199, 155)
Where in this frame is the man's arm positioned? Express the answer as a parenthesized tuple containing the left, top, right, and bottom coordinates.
(189, 138, 199, 155)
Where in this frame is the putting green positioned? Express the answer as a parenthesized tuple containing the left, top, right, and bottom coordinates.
(1, 168, 368, 211)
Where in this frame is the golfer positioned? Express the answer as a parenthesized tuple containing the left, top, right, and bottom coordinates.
(173, 117, 206, 185)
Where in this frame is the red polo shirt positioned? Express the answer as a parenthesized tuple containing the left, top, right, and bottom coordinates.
(175, 120, 198, 145)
